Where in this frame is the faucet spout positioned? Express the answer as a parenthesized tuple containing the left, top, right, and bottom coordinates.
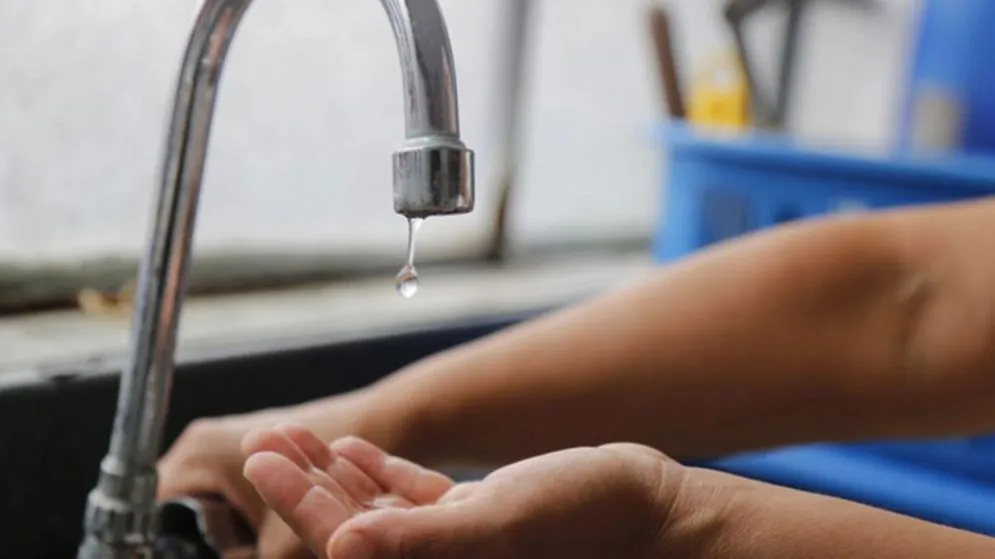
(78, 1, 474, 557)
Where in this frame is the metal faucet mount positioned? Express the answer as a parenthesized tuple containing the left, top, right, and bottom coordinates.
(78, 1, 474, 557)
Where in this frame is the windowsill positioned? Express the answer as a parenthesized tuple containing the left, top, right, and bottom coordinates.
(0, 251, 654, 377)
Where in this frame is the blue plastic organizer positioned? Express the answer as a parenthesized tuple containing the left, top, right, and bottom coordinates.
(899, 0, 995, 155)
(655, 123, 995, 535)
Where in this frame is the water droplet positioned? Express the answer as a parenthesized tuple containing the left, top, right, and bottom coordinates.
(396, 265, 419, 298)
(395, 217, 424, 298)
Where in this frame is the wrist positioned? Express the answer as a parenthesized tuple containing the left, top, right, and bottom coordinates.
(648, 467, 747, 559)
(358, 372, 445, 463)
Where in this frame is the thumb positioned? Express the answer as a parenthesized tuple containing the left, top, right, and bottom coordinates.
(327, 503, 507, 559)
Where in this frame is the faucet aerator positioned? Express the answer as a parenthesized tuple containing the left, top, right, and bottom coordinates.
(394, 141, 475, 217)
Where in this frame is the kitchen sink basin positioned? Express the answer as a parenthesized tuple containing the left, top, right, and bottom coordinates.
(0, 310, 538, 558)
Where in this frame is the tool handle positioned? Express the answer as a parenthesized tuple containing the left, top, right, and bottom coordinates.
(647, 3, 686, 119)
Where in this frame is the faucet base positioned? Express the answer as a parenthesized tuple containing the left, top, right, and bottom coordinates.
(77, 459, 158, 559)
(77, 538, 153, 559)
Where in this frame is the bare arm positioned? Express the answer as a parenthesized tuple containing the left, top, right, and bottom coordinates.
(291, 199, 995, 466)
(669, 466, 995, 559)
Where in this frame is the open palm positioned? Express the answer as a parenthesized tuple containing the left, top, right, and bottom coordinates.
(244, 425, 680, 559)
(242, 425, 457, 558)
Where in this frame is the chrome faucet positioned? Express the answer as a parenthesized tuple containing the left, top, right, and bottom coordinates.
(78, 1, 474, 557)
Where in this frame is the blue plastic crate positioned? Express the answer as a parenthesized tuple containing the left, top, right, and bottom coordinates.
(700, 442, 995, 535)
(656, 123, 995, 260)
(655, 123, 995, 534)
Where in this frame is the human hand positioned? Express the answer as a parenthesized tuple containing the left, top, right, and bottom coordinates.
(157, 400, 369, 559)
(242, 427, 687, 559)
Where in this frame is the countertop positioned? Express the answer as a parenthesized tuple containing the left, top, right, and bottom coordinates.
(0, 252, 655, 377)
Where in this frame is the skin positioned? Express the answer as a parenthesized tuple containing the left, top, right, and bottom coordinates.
(242, 427, 678, 559)
(241, 427, 995, 559)
(159, 198, 995, 557)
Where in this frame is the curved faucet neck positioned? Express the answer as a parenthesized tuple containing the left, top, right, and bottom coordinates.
(384, 0, 461, 139)
(78, 2, 474, 557)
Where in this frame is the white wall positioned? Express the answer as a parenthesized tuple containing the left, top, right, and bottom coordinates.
(0, 0, 920, 265)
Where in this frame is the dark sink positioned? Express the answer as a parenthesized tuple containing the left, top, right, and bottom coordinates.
(0, 310, 540, 558)
(5, 305, 994, 557)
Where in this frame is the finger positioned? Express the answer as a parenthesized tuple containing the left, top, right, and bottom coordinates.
(244, 452, 352, 558)
(155, 460, 208, 500)
(156, 448, 217, 500)
(328, 456, 387, 506)
(257, 514, 315, 559)
(242, 428, 312, 471)
(276, 424, 334, 470)
(329, 504, 504, 559)
(361, 493, 413, 514)
(305, 463, 364, 512)
(435, 481, 480, 505)
(155, 462, 268, 530)
(331, 437, 454, 505)
(218, 475, 271, 531)
(243, 426, 357, 509)
(271, 425, 383, 506)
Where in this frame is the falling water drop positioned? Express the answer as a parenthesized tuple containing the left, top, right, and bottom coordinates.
(395, 217, 424, 298)
(395, 266, 419, 298)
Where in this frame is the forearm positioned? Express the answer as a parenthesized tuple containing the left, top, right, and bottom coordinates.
(669, 468, 995, 559)
(297, 201, 995, 466)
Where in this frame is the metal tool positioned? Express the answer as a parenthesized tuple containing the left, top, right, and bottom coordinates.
(723, 0, 877, 130)
(77, 1, 475, 557)
(723, 0, 800, 129)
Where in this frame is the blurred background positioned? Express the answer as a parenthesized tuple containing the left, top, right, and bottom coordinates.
(0, 0, 921, 313)
(6, 2, 995, 555)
